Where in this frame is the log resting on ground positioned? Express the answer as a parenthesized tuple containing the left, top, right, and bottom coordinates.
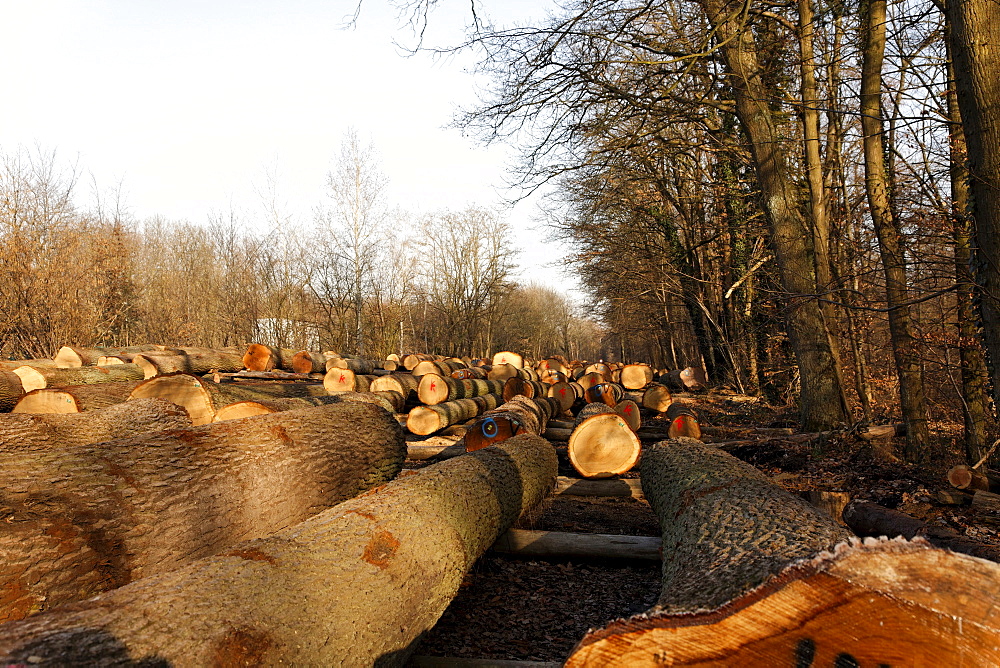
(464, 395, 559, 452)
(567, 409, 642, 479)
(323, 368, 377, 393)
(666, 402, 701, 439)
(13, 364, 145, 393)
(12, 381, 143, 413)
(641, 383, 672, 413)
(0, 401, 405, 623)
(0, 434, 556, 666)
(130, 374, 329, 425)
(135, 348, 245, 378)
(407, 394, 502, 436)
(418, 373, 503, 405)
(567, 438, 1000, 665)
(370, 373, 420, 401)
(212, 391, 405, 421)
(53, 345, 162, 368)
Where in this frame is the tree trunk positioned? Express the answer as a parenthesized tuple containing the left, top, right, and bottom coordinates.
(698, 0, 848, 431)
(583, 381, 625, 407)
(52, 345, 162, 368)
(0, 371, 25, 412)
(568, 411, 642, 479)
(945, 0, 1000, 417)
(568, 438, 1000, 664)
(547, 381, 577, 412)
(0, 434, 555, 666)
(948, 464, 1000, 492)
(407, 394, 502, 436)
(213, 392, 405, 421)
(614, 400, 641, 432)
(412, 359, 468, 377)
(451, 366, 489, 380)
(12, 381, 143, 413)
(13, 364, 144, 393)
(327, 356, 379, 375)
(464, 396, 560, 452)
(620, 364, 654, 390)
(417, 373, 503, 405)
(130, 374, 329, 425)
(502, 377, 549, 403)
(666, 403, 701, 439)
(492, 351, 524, 368)
(241, 344, 299, 372)
(943, 6, 996, 464)
(134, 348, 245, 378)
(641, 383, 673, 413)
(323, 368, 378, 393)
(0, 402, 405, 624)
(860, 0, 931, 460)
(0, 398, 190, 451)
(290, 350, 328, 374)
(370, 373, 421, 401)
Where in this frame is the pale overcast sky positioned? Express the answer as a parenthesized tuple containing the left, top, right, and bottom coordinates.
(0, 0, 575, 292)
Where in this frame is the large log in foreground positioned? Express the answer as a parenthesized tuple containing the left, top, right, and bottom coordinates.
(0, 402, 405, 623)
(567, 438, 1000, 665)
(0, 434, 556, 666)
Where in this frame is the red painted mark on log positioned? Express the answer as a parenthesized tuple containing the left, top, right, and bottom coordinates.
(224, 548, 278, 565)
(430, 382, 436, 391)
(363, 530, 399, 569)
(559, 388, 567, 396)
(339, 374, 346, 383)
(624, 406, 633, 414)
(213, 627, 274, 667)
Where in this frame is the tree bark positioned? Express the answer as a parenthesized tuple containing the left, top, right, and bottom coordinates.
(860, 0, 931, 460)
(212, 391, 405, 421)
(697, 0, 848, 431)
(417, 373, 503, 405)
(0, 434, 555, 667)
(0, 371, 25, 412)
(0, 401, 405, 623)
(130, 374, 329, 425)
(945, 0, 1000, 417)
(13, 364, 145, 393)
(12, 381, 143, 413)
(568, 439, 1000, 664)
(134, 348, 245, 378)
(370, 372, 421, 401)
(465, 396, 560, 452)
(407, 394, 502, 436)
(52, 345, 162, 368)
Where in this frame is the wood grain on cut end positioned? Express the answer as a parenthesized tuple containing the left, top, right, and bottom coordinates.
(568, 413, 641, 479)
(567, 537, 1000, 666)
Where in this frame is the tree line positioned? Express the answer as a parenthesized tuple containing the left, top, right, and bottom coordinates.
(0, 140, 604, 367)
(393, 0, 999, 464)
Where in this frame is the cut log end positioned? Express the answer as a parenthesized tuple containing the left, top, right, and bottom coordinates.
(567, 537, 1000, 667)
(568, 413, 641, 479)
(130, 374, 215, 425)
(11, 390, 80, 414)
(465, 415, 524, 452)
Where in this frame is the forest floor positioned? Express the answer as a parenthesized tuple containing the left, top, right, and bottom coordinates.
(405, 392, 1000, 664)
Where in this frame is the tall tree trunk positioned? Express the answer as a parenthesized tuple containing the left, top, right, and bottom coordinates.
(860, 0, 931, 460)
(698, 0, 848, 430)
(943, 7, 995, 463)
(945, 0, 1000, 423)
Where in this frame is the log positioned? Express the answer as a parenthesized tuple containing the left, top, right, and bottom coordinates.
(290, 350, 327, 374)
(547, 381, 577, 411)
(492, 350, 524, 368)
(491, 529, 660, 561)
(972, 490, 1000, 514)
(411, 657, 560, 668)
(323, 368, 377, 393)
(576, 371, 606, 390)
(0, 402, 405, 624)
(13, 364, 144, 392)
(803, 490, 851, 524)
(666, 402, 701, 439)
(540, 356, 571, 375)
(948, 464, 1000, 492)
(584, 362, 611, 379)
(12, 381, 143, 413)
(0, 434, 555, 666)
(134, 348, 245, 378)
(575, 401, 615, 424)
(553, 476, 645, 499)
(567, 412, 642, 479)
(583, 381, 625, 407)
(401, 352, 437, 370)
(614, 399, 641, 432)
(242, 343, 298, 372)
(418, 373, 503, 405)
(464, 396, 560, 452)
(543, 427, 573, 441)
(412, 359, 467, 377)
(407, 394, 502, 436)
(451, 366, 488, 380)
(369, 372, 420, 401)
(0, 398, 191, 451)
(661, 366, 709, 392)
(130, 373, 329, 425)
(212, 391, 405, 421)
(327, 356, 378, 375)
(502, 376, 548, 402)
(52, 345, 162, 368)
(0, 370, 25, 412)
(844, 499, 1000, 562)
(620, 363, 654, 390)
(0, 359, 58, 371)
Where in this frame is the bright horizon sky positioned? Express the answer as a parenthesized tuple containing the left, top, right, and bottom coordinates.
(0, 0, 580, 297)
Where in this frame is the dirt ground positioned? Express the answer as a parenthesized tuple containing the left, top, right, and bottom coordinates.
(406, 392, 1000, 664)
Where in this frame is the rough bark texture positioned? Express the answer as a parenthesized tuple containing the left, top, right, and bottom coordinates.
(502, 377, 548, 402)
(134, 348, 245, 378)
(212, 391, 405, 421)
(0, 434, 556, 667)
(0, 398, 191, 452)
(465, 396, 559, 452)
(12, 381, 142, 413)
(290, 350, 328, 374)
(418, 373, 503, 405)
(370, 373, 421, 401)
(407, 394, 502, 436)
(643, 438, 851, 614)
(13, 364, 145, 393)
(0, 402, 405, 623)
(327, 357, 379, 375)
(0, 371, 25, 413)
(130, 374, 330, 425)
(53, 345, 162, 368)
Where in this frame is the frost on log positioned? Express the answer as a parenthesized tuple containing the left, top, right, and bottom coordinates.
(0, 434, 557, 667)
(567, 438, 1000, 665)
(0, 402, 405, 622)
